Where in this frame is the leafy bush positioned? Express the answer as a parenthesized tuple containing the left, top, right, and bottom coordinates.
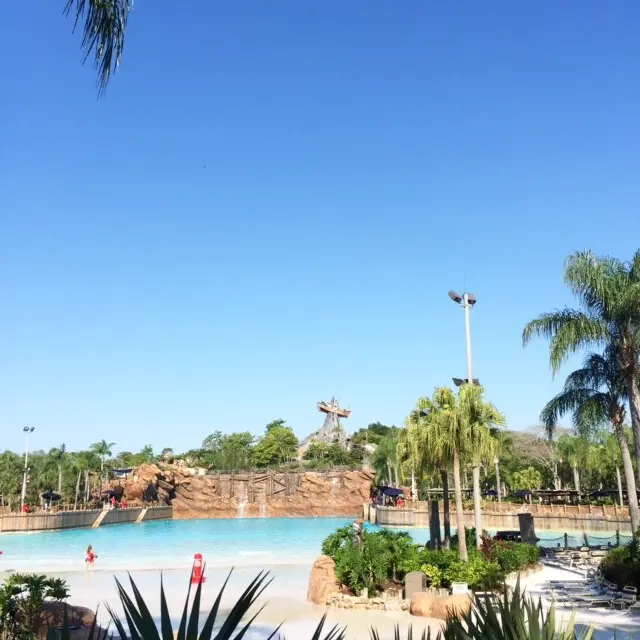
(321, 527, 538, 595)
(0, 573, 70, 639)
(442, 556, 504, 591)
(322, 527, 421, 593)
(601, 542, 639, 590)
(375, 529, 420, 581)
(321, 526, 352, 558)
(420, 564, 442, 588)
(333, 534, 390, 594)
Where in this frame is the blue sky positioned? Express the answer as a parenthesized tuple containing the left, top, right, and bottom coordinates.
(1, 1, 639, 454)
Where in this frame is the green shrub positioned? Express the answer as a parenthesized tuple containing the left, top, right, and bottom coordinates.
(321, 526, 352, 558)
(333, 534, 390, 593)
(601, 543, 639, 590)
(491, 545, 520, 574)
(375, 529, 421, 581)
(420, 564, 442, 588)
(442, 556, 504, 590)
(418, 548, 460, 572)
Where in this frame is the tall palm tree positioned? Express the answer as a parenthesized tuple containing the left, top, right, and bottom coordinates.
(404, 398, 452, 548)
(371, 433, 401, 486)
(63, 0, 133, 92)
(48, 444, 67, 494)
(523, 250, 640, 484)
(595, 432, 625, 507)
(409, 385, 501, 561)
(409, 388, 468, 559)
(90, 440, 116, 484)
(556, 435, 588, 495)
(539, 348, 640, 532)
(458, 384, 503, 547)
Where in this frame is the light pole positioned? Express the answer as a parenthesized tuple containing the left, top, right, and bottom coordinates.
(448, 290, 483, 548)
(20, 426, 35, 511)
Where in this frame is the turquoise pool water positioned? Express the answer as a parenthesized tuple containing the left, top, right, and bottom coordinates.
(0, 517, 624, 574)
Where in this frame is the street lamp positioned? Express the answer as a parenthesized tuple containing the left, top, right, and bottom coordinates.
(20, 426, 35, 512)
(449, 290, 483, 547)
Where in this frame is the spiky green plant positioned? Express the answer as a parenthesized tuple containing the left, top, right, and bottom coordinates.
(442, 581, 593, 640)
(58, 568, 345, 640)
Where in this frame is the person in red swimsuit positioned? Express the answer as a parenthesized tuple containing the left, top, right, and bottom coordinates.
(85, 545, 98, 571)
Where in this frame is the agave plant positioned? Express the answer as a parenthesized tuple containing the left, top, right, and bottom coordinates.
(442, 581, 593, 640)
(53, 572, 598, 640)
(56, 568, 345, 640)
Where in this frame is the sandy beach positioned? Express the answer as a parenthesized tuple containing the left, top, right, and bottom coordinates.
(2, 560, 638, 639)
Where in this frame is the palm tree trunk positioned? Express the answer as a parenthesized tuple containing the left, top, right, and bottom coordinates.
(616, 466, 624, 508)
(472, 465, 482, 548)
(614, 421, 639, 533)
(387, 461, 393, 486)
(494, 458, 501, 503)
(74, 471, 81, 509)
(625, 376, 640, 485)
(573, 465, 581, 494)
(84, 470, 90, 502)
(58, 465, 63, 494)
(453, 450, 468, 562)
(441, 470, 451, 549)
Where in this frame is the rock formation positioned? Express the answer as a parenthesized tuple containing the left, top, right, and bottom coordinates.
(112, 464, 373, 520)
(37, 602, 100, 639)
(306, 555, 341, 605)
(409, 592, 472, 619)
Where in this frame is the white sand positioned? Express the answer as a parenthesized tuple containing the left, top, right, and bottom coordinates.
(2, 559, 638, 638)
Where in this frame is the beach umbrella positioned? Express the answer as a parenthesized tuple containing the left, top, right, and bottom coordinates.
(41, 491, 61, 501)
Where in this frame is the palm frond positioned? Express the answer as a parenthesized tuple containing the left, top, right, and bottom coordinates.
(64, 0, 133, 93)
(522, 309, 609, 373)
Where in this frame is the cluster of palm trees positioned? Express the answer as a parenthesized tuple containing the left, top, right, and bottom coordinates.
(0, 440, 128, 509)
(401, 384, 505, 562)
(387, 250, 640, 563)
(524, 250, 640, 533)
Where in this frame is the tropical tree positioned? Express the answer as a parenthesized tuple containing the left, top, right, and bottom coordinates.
(404, 385, 501, 561)
(403, 398, 452, 548)
(252, 422, 298, 467)
(458, 385, 503, 547)
(61, 0, 133, 93)
(0, 452, 23, 509)
(139, 445, 154, 464)
(47, 444, 67, 494)
(90, 440, 116, 483)
(523, 250, 640, 485)
(512, 467, 543, 491)
(370, 432, 401, 486)
(539, 347, 640, 532)
(594, 432, 625, 507)
(556, 435, 588, 495)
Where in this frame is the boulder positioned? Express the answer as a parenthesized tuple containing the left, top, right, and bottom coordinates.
(37, 602, 99, 638)
(410, 592, 472, 619)
(307, 555, 341, 605)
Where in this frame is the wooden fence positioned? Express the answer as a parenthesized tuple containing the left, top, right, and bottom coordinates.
(370, 505, 631, 534)
(206, 470, 349, 501)
(0, 506, 172, 532)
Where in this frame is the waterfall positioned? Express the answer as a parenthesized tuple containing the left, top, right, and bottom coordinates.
(259, 501, 267, 518)
(236, 483, 249, 518)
